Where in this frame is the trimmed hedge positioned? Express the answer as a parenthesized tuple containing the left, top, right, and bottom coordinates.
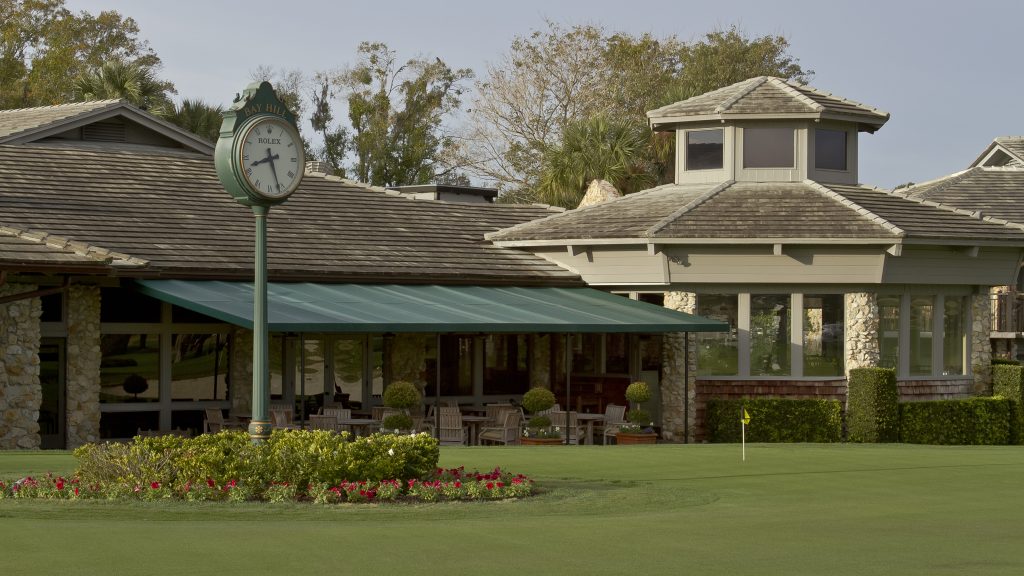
(899, 397, 1012, 445)
(993, 364, 1024, 444)
(705, 398, 842, 443)
(846, 367, 899, 443)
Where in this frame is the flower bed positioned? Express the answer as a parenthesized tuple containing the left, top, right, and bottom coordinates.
(0, 430, 534, 504)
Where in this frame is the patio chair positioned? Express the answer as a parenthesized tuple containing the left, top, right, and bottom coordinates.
(322, 407, 352, 434)
(204, 408, 229, 433)
(309, 414, 339, 432)
(437, 406, 469, 446)
(270, 408, 298, 430)
(478, 409, 523, 446)
(595, 404, 628, 444)
(484, 403, 513, 425)
(548, 411, 585, 445)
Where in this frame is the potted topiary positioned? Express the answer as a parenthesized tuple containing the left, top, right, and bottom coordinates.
(520, 386, 562, 445)
(617, 381, 657, 444)
(381, 380, 421, 433)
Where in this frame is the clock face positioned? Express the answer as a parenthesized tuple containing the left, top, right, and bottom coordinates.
(237, 117, 304, 200)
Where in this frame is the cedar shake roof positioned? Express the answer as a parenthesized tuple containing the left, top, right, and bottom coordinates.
(0, 231, 117, 269)
(0, 144, 580, 285)
(487, 180, 1024, 244)
(647, 77, 889, 132)
(970, 137, 1024, 168)
(0, 99, 214, 154)
(900, 167, 1024, 226)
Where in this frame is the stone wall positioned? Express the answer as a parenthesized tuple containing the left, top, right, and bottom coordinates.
(844, 292, 879, 373)
(0, 283, 42, 449)
(662, 291, 696, 442)
(66, 285, 101, 448)
(970, 292, 993, 395)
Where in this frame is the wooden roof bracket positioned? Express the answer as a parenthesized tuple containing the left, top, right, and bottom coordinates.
(0, 276, 70, 306)
(886, 244, 903, 257)
(773, 243, 784, 256)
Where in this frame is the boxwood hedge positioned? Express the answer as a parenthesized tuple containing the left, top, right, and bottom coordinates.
(705, 398, 842, 443)
(899, 397, 1012, 445)
(992, 363, 1024, 444)
(847, 367, 899, 443)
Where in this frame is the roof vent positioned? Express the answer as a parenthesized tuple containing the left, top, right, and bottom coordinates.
(82, 120, 126, 143)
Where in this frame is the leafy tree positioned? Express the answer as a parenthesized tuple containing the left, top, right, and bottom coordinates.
(0, 0, 165, 108)
(308, 72, 348, 175)
(460, 22, 810, 203)
(73, 58, 172, 111)
(537, 116, 656, 208)
(331, 41, 473, 186)
(159, 98, 223, 142)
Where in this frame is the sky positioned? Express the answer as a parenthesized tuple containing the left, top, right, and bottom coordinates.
(64, 0, 1024, 189)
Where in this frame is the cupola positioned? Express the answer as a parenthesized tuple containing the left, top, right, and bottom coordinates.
(647, 76, 889, 185)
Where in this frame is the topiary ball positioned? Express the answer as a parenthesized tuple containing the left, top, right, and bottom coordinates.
(522, 387, 556, 414)
(625, 381, 651, 405)
(383, 380, 421, 410)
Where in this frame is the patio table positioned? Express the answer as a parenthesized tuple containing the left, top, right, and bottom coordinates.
(460, 414, 490, 445)
(576, 413, 606, 445)
(336, 418, 380, 437)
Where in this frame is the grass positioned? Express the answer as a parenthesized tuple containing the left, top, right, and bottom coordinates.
(2, 444, 1023, 575)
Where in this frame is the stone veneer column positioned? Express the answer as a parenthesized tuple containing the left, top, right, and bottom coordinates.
(662, 291, 696, 442)
(0, 284, 42, 449)
(529, 334, 551, 388)
(844, 292, 879, 373)
(971, 292, 993, 395)
(66, 285, 101, 448)
(230, 329, 253, 417)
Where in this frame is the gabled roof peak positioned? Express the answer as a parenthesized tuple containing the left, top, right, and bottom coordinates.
(647, 76, 889, 133)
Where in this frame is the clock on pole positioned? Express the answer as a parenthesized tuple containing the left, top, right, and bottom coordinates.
(214, 82, 304, 443)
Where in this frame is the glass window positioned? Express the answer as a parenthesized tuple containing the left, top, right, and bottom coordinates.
(100, 334, 159, 403)
(750, 294, 791, 376)
(605, 334, 629, 374)
(943, 297, 964, 375)
(483, 334, 529, 395)
(171, 333, 228, 400)
(101, 411, 158, 439)
(878, 295, 900, 371)
(803, 295, 844, 376)
(439, 335, 472, 396)
(269, 335, 291, 399)
(332, 337, 365, 405)
(815, 129, 847, 171)
(40, 293, 62, 322)
(910, 296, 934, 376)
(743, 127, 794, 168)
(697, 294, 738, 376)
(101, 288, 161, 322)
(686, 129, 723, 170)
(573, 334, 602, 374)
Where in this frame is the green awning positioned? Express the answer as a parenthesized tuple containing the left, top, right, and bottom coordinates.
(135, 280, 727, 334)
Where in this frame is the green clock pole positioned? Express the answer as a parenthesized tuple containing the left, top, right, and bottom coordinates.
(214, 81, 304, 445)
(249, 205, 271, 443)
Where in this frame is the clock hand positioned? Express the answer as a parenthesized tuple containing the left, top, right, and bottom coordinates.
(265, 148, 282, 193)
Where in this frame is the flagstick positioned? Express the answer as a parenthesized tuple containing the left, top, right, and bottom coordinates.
(742, 419, 746, 462)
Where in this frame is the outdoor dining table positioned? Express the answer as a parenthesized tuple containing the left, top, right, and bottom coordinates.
(336, 418, 380, 437)
(460, 414, 490, 445)
(575, 413, 606, 445)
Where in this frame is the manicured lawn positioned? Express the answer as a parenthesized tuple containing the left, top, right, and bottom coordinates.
(2, 443, 1023, 575)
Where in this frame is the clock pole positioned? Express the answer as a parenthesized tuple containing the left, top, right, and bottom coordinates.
(214, 81, 304, 444)
(249, 204, 271, 442)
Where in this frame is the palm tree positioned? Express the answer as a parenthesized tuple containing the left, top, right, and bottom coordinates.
(159, 99, 224, 143)
(73, 59, 173, 112)
(536, 116, 657, 208)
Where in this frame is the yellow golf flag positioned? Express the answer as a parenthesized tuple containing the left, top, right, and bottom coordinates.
(741, 408, 750, 425)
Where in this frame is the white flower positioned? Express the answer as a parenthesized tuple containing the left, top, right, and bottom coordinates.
(387, 448, 395, 456)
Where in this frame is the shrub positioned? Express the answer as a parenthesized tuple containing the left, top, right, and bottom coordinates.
(383, 380, 421, 410)
(992, 358, 1020, 365)
(381, 413, 414, 431)
(846, 367, 899, 443)
(706, 398, 842, 443)
(899, 397, 1012, 445)
(625, 381, 652, 404)
(522, 387, 556, 428)
(993, 364, 1024, 444)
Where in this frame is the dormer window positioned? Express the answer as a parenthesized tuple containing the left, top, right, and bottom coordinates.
(815, 129, 847, 171)
(686, 129, 723, 170)
(743, 127, 795, 168)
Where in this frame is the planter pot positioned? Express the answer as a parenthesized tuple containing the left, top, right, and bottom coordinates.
(615, 432, 657, 445)
(521, 437, 564, 446)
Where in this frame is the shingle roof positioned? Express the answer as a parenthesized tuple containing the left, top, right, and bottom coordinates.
(0, 231, 117, 268)
(970, 137, 1024, 168)
(900, 167, 1024, 226)
(0, 144, 580, 285)
(0, 100, 124, 142)
(647, 77, 889, 132)
(487, 180, 1024, 244)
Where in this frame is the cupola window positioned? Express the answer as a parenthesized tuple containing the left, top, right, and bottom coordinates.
(815, 129, 847, 171)
(743, 127, 794, 168)
(686, 129, 723, 170)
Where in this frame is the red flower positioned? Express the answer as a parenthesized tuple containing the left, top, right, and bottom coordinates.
(55, 478, 65, 491)
(454, 481, 461, 488)
(486, 482, 494, 490)
(206, 478, 216, 488)
(73, 487, 79, 497)
(150, 481, 160, 490)
(497, 482, 504, 488)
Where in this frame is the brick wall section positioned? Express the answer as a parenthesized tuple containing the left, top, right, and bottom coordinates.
(694, 378, 973, 441)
